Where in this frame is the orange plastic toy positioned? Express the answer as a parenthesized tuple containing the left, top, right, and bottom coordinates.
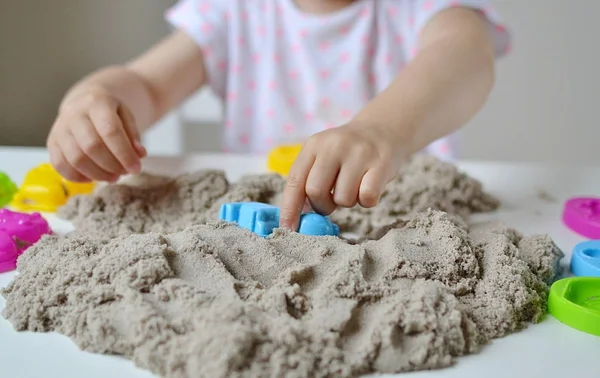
(11, 163, 95, 212)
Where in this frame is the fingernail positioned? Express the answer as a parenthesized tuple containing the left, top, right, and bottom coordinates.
(128, 162, 141, 174)
(135, 141, 147, 157)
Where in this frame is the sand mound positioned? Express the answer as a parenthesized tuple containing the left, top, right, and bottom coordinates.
(2, 210, 562, 378)
(57, 155, 499, 239)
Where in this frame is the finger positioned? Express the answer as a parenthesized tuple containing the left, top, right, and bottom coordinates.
(118, 105, 147, 158)
(279, 149, 315, 231)
(48, 137, 91, 183)
(70, 116, 127, 176)
(90, 105, 141, 174)
(304, 157, 339, 215)
(358, 165, 389, 208)
(301, 198, 312, 213)
(333, 160, 367, 208)
(134, 140, 147, 158)
(61, 130, 120, 182)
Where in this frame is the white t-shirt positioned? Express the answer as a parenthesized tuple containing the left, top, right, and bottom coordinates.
(166, 0, 510, 159)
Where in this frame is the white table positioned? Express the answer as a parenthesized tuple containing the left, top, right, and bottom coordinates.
(0, 146, 599, 378)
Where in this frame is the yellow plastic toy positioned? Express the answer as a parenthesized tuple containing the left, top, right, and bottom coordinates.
(11, 163, 95, 212)
(266, 144, 303, 176)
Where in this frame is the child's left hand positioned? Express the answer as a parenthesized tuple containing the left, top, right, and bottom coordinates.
(278, 123, 404, 231)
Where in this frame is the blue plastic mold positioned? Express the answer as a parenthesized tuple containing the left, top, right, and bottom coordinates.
(570, 240, 600, 277)
(218, 202, 339, 237)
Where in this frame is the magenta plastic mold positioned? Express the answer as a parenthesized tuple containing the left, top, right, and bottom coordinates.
(562, 197, 600, 239)
(0, 209, 52, 273)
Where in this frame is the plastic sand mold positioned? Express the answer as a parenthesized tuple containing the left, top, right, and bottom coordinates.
(0, 172, 17, 208)
(548, 277, 600, 337)
(266, 144, 303, 176)
(570, 240, 600, 278)
(0, 209, 52, 273)
(563, 197, 600, 239)
(11, 163, 95, 212)
(219, 202, 339, 237)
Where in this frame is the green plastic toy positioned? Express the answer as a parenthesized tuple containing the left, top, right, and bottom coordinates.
(0, 172, 17, 208)
(548, 277, 600, 336)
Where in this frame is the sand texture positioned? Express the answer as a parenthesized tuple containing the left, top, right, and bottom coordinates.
(2, 210, 562, 378)
(1, 156, 563, 378)
(57, 155, 499, 239)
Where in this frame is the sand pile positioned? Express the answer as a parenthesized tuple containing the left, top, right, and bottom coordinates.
(1, 155, 563, 378)
(2, 210, 562, 377)
(57, 155, 499, 239)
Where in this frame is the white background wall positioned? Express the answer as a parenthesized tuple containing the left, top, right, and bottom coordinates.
(2, 0, 599, 165)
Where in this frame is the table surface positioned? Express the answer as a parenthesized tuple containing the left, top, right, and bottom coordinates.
(0, 146, 599, 378)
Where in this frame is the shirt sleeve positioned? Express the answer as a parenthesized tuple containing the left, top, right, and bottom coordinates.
(165, 0, 229, 97)
(406, 0, 511, 59)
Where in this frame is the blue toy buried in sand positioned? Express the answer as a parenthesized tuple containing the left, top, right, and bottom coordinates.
(219, 202, 339, 237)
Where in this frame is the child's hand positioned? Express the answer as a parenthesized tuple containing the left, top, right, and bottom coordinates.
(46, 89, 147, 182)
(278, 123, 403, 231)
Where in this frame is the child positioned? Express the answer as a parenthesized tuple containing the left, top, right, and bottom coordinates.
(46, 0, 510, 231)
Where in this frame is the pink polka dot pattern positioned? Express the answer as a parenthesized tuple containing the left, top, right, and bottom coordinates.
(199, 1, 210, 12)
(283, 123, 295, 133)
(340, 80, 351, 91)
(165, 0, 510, 154)
(319, 41, 330, 51)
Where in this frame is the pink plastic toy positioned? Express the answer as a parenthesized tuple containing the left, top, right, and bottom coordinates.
(562, 197, 600, 239)
(0, 209, 52, 273)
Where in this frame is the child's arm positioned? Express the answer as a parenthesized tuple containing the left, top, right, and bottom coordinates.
(279, 7, 497, 230)
(354, 7, 495, 157)
(48, 30, 206, 182)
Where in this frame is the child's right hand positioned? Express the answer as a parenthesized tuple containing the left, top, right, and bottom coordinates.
(47, 89, 147, 183)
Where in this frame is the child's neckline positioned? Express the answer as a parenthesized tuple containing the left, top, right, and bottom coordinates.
(283, 0, 367, 20)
